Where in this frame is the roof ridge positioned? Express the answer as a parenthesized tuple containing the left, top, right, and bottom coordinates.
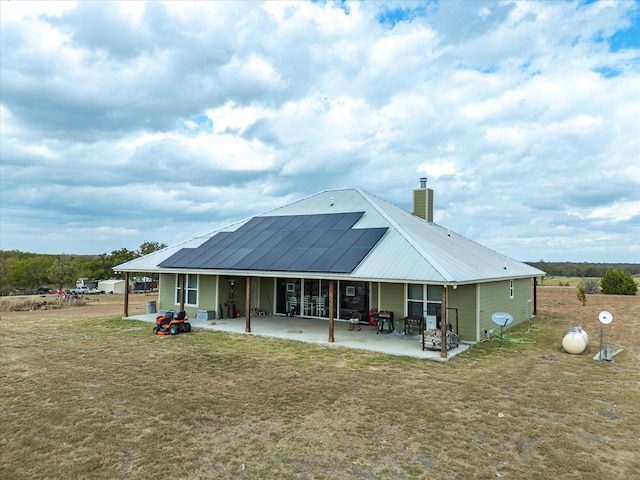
(356, 188, 455, 282)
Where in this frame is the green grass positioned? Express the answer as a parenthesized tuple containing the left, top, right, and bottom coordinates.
(541, 276, 595, 287)
(1, 305, 639, 479)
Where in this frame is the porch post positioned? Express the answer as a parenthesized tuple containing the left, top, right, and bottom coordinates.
(179, 274, 185, 311)
(440, 285, 448, 359)
(123, 272, 129, 317)
(328, 280, 335, 343)
(245, 277, 252, 333)
(533, 277, 538, 315)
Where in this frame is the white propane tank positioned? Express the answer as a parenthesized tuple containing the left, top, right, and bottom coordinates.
(562, 326, 589, 354)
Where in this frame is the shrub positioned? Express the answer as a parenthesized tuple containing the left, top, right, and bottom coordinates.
(600, 269, 638, 295)
(579, 277, 600, 294)
(576, 286, 586, 306)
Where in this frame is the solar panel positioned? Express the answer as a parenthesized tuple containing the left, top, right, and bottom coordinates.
(311, 228, 346, 248)
(309, 247, 349, 272)
(159, 212, 387, 273)
(297, 215, 326, 230)
(294, 229, 326, 248)
(287, 247, 327, 271)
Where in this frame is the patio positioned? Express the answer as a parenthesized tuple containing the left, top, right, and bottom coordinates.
(125, 313, 470, 361)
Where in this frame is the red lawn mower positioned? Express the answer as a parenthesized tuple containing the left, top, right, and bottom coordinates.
(153, 310, 191, 336)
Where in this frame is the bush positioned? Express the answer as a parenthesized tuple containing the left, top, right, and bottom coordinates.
(577, 286, 586, 306)
(600, 269, 638, 295)
(579, 277, 600, 294)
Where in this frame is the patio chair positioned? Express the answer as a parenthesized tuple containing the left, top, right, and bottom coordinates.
(288, 296, 298, 316)
(316, 296, 326, 316)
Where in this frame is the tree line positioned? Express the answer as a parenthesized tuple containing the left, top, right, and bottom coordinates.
(0, 242, 167, 296)
(2, 251, 637, 297)
(526, 261, 640, 279)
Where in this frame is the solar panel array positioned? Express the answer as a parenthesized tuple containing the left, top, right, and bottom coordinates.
(159, 212, 388, 273)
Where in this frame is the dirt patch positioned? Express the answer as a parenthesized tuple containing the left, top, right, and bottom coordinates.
(0, 293, 153, 320)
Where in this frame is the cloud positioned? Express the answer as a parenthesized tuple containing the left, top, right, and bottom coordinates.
(1, 0, 638, 263)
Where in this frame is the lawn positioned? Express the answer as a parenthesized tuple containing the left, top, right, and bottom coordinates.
(1, 289, 638, 479)
(540, 276, 594, 287)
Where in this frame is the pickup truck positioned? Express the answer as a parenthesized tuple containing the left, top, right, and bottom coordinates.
(69, 286, 90, 294)
(68, 287, 104, 294)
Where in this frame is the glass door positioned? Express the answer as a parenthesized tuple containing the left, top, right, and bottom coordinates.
(303, 279, 319, 316)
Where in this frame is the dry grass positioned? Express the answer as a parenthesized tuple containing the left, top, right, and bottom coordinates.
(1, 289, 639, 479)
(0, 296, 87, 312)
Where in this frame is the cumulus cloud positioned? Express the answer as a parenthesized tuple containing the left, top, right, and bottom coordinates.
(0, 0, 638, 262)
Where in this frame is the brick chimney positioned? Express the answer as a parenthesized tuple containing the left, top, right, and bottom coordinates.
(412, 177, 434, 222)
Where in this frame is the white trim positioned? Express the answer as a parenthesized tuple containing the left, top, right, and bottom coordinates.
(175, 273, 199, 307)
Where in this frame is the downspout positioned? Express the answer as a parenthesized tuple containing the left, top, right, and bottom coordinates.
(328, 280, 335, 343)
(533, 277, 538, 315)
(440, 285, 448, 359)
(124, 272, 130, 317)
(245, 277, 252, 333)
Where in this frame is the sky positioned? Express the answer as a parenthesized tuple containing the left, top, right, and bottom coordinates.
(1, 0, 639, 264)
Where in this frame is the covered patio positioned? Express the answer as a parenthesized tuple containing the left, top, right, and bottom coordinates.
(125, 313, 471, 361)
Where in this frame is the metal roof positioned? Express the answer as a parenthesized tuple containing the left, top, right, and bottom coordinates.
(115, 188, 545, 283)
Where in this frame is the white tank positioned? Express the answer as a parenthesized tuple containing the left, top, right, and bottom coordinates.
(562, 326, 589, 354)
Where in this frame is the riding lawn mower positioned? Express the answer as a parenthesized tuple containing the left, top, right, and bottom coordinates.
(153, 310, 191, 336)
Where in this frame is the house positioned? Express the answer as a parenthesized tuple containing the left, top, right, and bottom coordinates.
(115, 184, 544, 347)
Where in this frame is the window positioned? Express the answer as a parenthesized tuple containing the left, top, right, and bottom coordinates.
(407, 283, 424, 318)
(509, 279, 514, 299)
(176, 274, 198, 306)
(408, 284, 442, 319)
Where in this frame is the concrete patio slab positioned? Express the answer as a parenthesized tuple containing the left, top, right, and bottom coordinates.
(125, 313, 470, 361)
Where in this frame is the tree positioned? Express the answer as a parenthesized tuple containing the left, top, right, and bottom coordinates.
(85, 253, 115, 281)
(9, 256, 54, 292)
(109, 248, 138, 279)
(47, 255, 77, 289)
(600, 269, 637, 295)
(138, 241, 168, 256)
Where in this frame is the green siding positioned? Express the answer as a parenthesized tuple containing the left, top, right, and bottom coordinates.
(158, 273, 176, 312)
(259, 277, 275, 315)
(479, 279, 532, 336)
(158, 273, 217, 318)
(512, 278, 533, 323)
(198, 275, 218, 312)
(447, 285, 477, 342)
(378, 282, 404, 319)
